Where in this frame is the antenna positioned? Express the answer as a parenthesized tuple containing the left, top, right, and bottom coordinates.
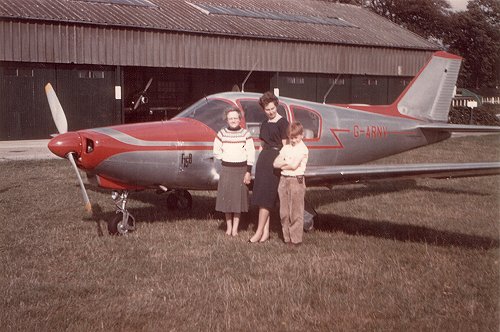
(323, 74, 341, 104)
(241, 61, 259, 93)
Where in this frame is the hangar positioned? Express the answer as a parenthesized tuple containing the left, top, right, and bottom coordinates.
(0, 0, 440, 140)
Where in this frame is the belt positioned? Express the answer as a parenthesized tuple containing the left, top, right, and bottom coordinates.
(262, 145, 280, 150)
(281, 175, 303, 178)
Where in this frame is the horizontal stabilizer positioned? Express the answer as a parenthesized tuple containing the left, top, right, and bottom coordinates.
(417, 124, 500, 133)
(305, 162, 500, 187)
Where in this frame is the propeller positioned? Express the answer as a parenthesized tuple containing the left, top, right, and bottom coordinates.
(45, 83, 68, 134)
(45, 83, 92, 213)
(133, 77, 153, 110)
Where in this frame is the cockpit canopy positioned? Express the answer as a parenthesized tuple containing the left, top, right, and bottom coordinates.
(174, 96, 288, 136)
(174, 95, 320, 139)
(174, 98, 234, 133)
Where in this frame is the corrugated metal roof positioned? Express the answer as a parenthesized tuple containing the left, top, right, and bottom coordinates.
(0, 0, 438, 50)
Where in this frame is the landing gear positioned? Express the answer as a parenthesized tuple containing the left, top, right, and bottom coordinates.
(108, 190, 136, 235)
(166, 189, 193, 210)
(106, 188, 192, 235)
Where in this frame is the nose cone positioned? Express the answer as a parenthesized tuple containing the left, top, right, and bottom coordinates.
(48, 132, 82, 158)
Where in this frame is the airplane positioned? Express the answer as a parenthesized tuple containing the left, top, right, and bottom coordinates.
(45, 51, 500, 235)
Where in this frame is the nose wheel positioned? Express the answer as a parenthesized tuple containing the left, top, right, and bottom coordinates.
(108, 211, 136, 235)
(108, 191, 136, 235)
(106, 189, 192, 235)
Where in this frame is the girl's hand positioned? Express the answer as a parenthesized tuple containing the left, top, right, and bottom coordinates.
(243, 172, 251, 184)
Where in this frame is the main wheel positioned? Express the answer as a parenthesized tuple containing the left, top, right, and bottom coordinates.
(166, 190, 193, 210)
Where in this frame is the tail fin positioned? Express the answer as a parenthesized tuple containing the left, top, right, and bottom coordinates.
(395, 51, 462, 122)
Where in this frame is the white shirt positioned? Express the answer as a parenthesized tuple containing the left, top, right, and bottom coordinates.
(279, 141, 308, 176)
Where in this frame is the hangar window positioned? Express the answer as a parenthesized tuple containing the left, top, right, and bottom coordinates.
(291, 106, 321, 140)
(400, 79, 409, 86)
(239, 100, 288, 138)
(78, 70, 104, 79)
(286, 77, 305, 85)
(363, 78, 378, 86)
(174, 98, 234, 133)
(5, 67, 33, 77)
(328, 77, 345, 86)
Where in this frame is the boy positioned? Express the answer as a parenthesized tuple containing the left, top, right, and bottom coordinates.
(273, 122, 309, 245)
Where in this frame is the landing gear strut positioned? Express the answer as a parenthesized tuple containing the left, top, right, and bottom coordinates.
(108, 190, 136, 235)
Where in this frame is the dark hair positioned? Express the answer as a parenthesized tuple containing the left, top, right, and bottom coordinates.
(224, 107, 242, 121)
(259, 91, 279, 109)
(288, 122, 304, 138)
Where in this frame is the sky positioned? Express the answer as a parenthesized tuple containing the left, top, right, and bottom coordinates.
(448, 0, 469, 11)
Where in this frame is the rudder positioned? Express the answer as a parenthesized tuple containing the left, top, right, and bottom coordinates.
(395, 52, 462, 122)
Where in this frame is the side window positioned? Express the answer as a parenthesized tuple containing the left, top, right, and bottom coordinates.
(291, 106, 321, 139)
(239, 100, 288, 138)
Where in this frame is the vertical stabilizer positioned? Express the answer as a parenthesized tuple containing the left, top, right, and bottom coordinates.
(396, 52, 462, 122)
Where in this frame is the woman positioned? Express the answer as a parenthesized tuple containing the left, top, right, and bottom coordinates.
(249, 92, 289, 243)
(213, 108, 255, 236)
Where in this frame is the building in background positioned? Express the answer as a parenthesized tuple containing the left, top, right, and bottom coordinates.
(453, 88, 500, 108)
(0, 0, 440, 140)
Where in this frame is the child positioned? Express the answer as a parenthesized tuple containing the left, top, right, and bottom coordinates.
(213, 108, 255, 236)
(273, 122, 309, 245)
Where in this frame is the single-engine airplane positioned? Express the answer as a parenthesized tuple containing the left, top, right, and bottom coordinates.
(46, 51, 500, 235)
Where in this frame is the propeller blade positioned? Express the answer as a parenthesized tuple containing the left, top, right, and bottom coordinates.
(133, 78, 153, 110)
(45, 83, 92, 213)
(45, 83, 68, 134)
(143, 77, 153, 93)
(133, 95, 142, 110)
(68, 153, 92, 213)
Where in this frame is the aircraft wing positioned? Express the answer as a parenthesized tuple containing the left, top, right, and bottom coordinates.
(304, 162, 500, 187)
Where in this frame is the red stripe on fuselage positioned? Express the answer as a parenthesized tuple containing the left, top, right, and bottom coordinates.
(76, 118, 216, 170)
(104, 118, 216, 142)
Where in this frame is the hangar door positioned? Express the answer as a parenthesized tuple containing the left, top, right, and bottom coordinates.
(0, 63, 120, 140)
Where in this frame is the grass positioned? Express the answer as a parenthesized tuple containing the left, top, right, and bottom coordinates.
(0, 134, 499, 331)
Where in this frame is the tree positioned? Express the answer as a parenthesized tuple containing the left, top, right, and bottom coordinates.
(362, 0, 499, 88)
(365, 0, 451, 40)
(317, 0, 500, 88)
(444, 0, 500, 88)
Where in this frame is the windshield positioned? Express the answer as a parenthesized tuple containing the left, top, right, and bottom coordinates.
(174, 98, 236, 132)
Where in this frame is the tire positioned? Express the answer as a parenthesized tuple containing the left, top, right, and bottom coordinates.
(108, 212, 123, 235)
(167, 190, 192, 210)
(107, 212, 134, 235)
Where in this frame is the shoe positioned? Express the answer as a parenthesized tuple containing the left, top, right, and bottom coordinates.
(259, 234, 271, 242)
